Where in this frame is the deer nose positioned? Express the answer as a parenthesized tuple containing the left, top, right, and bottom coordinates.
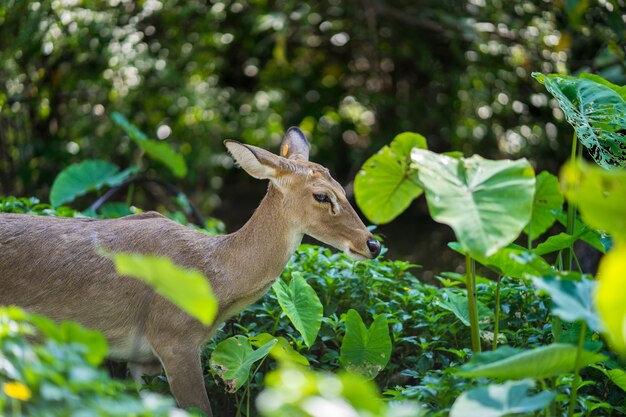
(366, 237, 381, 258)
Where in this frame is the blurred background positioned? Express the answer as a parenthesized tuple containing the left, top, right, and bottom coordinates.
(1, 0, 625, 276)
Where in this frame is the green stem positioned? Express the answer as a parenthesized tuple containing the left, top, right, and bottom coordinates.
(572, 251, 583, 274)
(553, 317, 561, 342)
(125, 182, 135, 206)
(565, 132, 579, 271)
(466, 254, 481, 353)
(11, 398, 20, 417)
(493, 275, 502, 351)
(539, 379, 552, 417)
(567, 321, 587, 417)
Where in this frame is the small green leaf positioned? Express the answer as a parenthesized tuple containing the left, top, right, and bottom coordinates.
(97, 202, 133, 218)
(210, 335, 277, 392)
(458, 343, 607, 379)
(532, 233, 576, 256)
(112, 112, 187, 178)
(250, 333, 309, 366)
(524, 171, 563, 239)
(354, 132, 426, 224)
(339, 309, 392, 379)
(561, 160, 626, 241)
(50, 160, 136, 207)
(273, 272, 323, 348)
(553, 210, 611, 253)
(412, 149, 535, 258)
(435, 290, 494, 328)
(450, 379, 555, 417)
(108, 252, 217, 326)
(533, 276, 601, 332)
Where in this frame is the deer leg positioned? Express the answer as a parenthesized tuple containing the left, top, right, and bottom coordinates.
(154, 345, 213, 417)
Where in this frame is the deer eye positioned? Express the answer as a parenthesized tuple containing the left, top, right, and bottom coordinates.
(313, 193, 331, 203)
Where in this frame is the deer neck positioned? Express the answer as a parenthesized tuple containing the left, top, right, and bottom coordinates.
(219, 183, 303, 289)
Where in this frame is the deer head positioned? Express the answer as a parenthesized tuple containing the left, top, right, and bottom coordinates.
(224, 127, 380, 260)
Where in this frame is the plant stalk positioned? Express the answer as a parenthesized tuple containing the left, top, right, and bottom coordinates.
(567, 321, 587, 417)
(466, 254, 481, 352)
(565, 133, 578, 271)
(493, 275, 502, 351)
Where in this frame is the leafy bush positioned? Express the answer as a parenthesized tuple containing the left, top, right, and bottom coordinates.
(0, 307, 193, 417)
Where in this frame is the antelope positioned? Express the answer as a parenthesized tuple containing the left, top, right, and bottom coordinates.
(0, 127, 381, 416)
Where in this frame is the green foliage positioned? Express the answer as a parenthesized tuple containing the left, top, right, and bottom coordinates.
(209, 336, 277, 393)
(533, 73, 626, 169)
(339, 309, 392, 380)
(250, 334, 309, 366)
(354, 132, 426, 224)
(450, 379, 556, 417)
(272, 272, 323, 348)
(112, 112, 187, 178)
(457, 344, 606, 380)
(0, 196, 80, 217)
(435, 290, 493, 329)
(532, 233, 577, 256)
(108, 252, 218, 326)
(411, 149, 535, 258)
(256, 365, 424, 417)
(0, 307, 191, 417)
(50, 160, 136, 207)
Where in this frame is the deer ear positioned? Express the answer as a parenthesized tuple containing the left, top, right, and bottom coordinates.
(279, 127, 310, 161)
(224, 140, 281, 180)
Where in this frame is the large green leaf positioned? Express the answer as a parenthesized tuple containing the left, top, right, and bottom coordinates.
(533, 276, 602, 332)
(411, 149, 535, 257)
(458, 343, 606, 379)
(533, 73, 626, 169)
(561, 160, 626, 241)
(579, 73, 626, 101)
(533, 276, 601, 332)
(273, 272, 323, 348)
(109, 252, 217, 326)
(435, 290, 494, 328)
(596, 243, 626, 354)
(112, 112, 187, 178)
(593, 365, 626, 393)
(354, 132, 426, 224)
(50, 160, 136, 207)
(524, 171, 563, 239)
(339, 309, 392, 379)
(210, 335, 277, 392)
(449, 242, 552, 280)
(450, 379, 555, 417)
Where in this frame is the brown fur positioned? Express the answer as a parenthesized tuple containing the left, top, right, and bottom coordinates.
(0, 130, 377, 415)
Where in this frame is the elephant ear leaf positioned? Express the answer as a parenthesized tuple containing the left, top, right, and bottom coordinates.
(533, 73, 626, 170)
(354, 132, 427, 224)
